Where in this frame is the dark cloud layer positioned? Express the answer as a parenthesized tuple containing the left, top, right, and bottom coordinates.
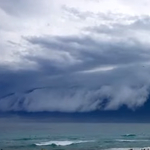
(1, 33, 150, 112)
(1, 0, 150, 114)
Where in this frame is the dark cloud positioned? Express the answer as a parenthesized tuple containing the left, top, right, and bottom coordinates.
(1, 0, 150, 113)
(25, 34, 150, 73)
(1, 30, 150, 112)
(0, 63, 150, 112)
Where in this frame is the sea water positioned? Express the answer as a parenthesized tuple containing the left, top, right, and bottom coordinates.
(1, 122, 150, 150)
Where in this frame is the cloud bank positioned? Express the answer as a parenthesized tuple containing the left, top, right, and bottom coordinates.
(0, 0, 150, 112)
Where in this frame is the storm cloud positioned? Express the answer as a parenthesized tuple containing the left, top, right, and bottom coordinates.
(0, 0, 150, 112)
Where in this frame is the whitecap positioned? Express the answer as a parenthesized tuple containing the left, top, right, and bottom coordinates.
(35, 140, 93, 146)
(115, 139, 149, 142)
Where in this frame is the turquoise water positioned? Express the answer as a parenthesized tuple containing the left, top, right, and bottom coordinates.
(1, 123, 150, 150)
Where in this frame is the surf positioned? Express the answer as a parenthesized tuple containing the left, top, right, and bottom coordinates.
(35, 140, 94, 146)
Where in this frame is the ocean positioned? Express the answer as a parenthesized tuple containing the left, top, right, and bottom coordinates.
(1, 122, 150, 150)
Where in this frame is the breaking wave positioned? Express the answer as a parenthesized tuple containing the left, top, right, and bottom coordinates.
(35, 140, 93, 146)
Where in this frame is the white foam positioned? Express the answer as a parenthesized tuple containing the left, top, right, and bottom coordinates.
(35, 140, 93, 146)
(116, 139, 149, 142)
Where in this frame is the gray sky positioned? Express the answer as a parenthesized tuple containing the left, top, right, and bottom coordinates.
(0, 0, 150, 112)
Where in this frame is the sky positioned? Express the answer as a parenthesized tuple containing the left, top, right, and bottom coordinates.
(0, 0, 150, 119)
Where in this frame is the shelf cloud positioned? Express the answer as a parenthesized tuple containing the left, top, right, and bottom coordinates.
(0, 0, 150, 112)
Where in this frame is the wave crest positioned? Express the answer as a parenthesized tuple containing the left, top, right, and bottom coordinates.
(122, 134, 136, 137)
(35, 140, 93, 146)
